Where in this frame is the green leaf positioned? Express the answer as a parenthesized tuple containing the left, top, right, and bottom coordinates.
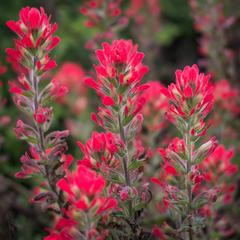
(128, 159, 144, 171)
(134, 202, 146, 211)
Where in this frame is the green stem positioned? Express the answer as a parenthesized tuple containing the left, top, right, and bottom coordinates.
(185, 123, 193, 240)
(31, 56, 64, 213)
(117, 111, 134, 232)
(117, 112, 131, 187)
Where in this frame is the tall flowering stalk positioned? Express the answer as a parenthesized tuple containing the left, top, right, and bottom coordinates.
(189, 0, 237, 82)
(152, 65, 218, 239)
(85, 39, 151, 238)
(6, 7, 69, 212)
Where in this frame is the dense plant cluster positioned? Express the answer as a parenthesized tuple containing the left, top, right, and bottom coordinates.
(1, 1, 239, 240)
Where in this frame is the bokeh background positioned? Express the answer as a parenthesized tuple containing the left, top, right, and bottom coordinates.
(0, 0, 240, 239)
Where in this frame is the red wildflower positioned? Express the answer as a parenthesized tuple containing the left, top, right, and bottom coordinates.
(77, 131, 121, 172)
(6, 7, 59, 71)
(56, 164, 117, 239)
(164, 64, 214, 120)
(34, 107, 52, 124)
(85, 39, 148, 131)
(58, 164, 117, 211)
(7, 7, 69, 215)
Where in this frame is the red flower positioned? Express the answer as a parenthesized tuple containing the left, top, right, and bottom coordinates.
(54, 62, 86, 94)
(58, 164, 117, 213)
(55, 164, 117, 239)
(152, 225, 167, 240)
(6, 7, 59, 71)
(86, 40, 148, 133)
(164, 64, 214, 120)
(34, 107, 52, 124)
(77, 131, 121, 172)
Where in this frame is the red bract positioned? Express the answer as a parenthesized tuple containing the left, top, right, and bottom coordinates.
(164, 64, 213, 120)
(15, 151, 41, 179)
(6, 7, 59, 72)
(81, 131, 119, 155)
(44, 217, 77, 240)
(55, 164, 117, 239)
(34, 106, 52, 124)
(85, 39, 148, 129)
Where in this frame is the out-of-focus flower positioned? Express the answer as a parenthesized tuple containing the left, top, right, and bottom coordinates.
(53, 62, 88, 115)
(80, 0, 128, 51)
(189, 0, 237, 81)
(201, 145, 238, 204)
(141, 81, 169, 131)
(126, 0, 160, 25)
(214, 79, 240, 116)
(54, 62, 86, 95)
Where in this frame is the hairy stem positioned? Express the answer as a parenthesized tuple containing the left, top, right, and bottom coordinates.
(117, 112, 131, 187)
(31, 56, 64, 213)
(117, 111, 135, 235)
(185, 123, 193, 240)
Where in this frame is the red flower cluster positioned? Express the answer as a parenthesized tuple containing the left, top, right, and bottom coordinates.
(86, 39, 148, 129)
(201, 145, 238, 204)
(6, 7, 60, 72)
(45, 164, 118, 239)
(83, 39, 151, 238)
(163, 64, 213, 119)
(162, 64, 214, 139)
(77, 131, 121, 171)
